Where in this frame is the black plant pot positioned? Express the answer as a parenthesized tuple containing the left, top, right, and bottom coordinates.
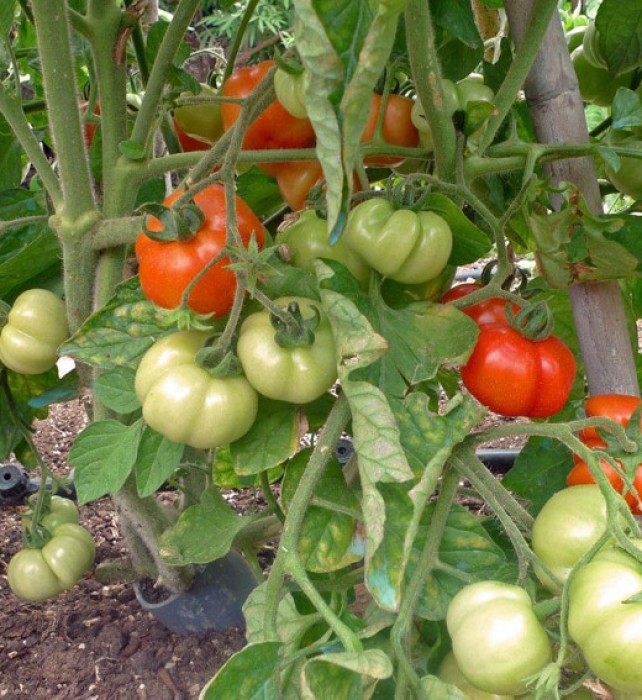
(134, 550, 258, 635)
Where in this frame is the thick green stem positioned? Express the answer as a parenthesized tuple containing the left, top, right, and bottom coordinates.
(392, 468, 460, 700)
(0, 86, 62, 207)
(130, 0, 201, 152)
(404, 0, 456, 181)
(30, 0, 96, 219)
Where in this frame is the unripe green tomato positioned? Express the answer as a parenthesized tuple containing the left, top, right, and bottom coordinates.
(437, 651, 515, 699)
(446, 581, 552, 696)
(23, 495, 79, 532)
(274, 68, 308, 119)
(532, 485, 609, 591)
(0, 289, 69, 375)
(571, 48, 637, 106)
(343, 198, 453, 284)
(275, 209, 370, 286)
(237, 296, 337, 404)
(173, 83, 224, 144)
(7, 522, 95, 601)
(604, 132, 642, 200)
(135, 331, 259, 449)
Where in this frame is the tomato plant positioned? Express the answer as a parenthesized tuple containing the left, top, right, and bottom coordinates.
(531, 485, 609, 589)
(237, 296, 337, 404)
(568, 543, 642, 694)
(446, 581, 551, 695)
(342, 197, 452, 284)
(276, 209, 370, 286)
(571, 48, 636, 106)
(461, 324, 577, 418)
(7, 522, 95, 602)
(220, 60, 316, 174)
(135, 331, 258, 449)
(0, 289, 69, 375)
(135, 184, 265, 316)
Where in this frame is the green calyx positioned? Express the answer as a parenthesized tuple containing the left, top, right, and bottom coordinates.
(271, 301, 320, 349)
(196, 346, 244, 379)
(139, 201, 204, 242)
(387, 174, 431, 212)
(506, 301, 554, 340)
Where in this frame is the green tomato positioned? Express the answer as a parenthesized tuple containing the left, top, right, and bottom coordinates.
(173, 83, 224, 144)
(0, 289, 69, 375)
(274, 68, 308, 119)
(275, 209, 370, 286)
(237, 296, 337, 404)
(135, 331, 258, 449)
(23, 495, 79, 532)
(446, 581, 552, 696)
(582, 22, 607, 69)
(437, 651, 516, 699)
(342, 198, 452, 284)
(7, 522, 95, 601)
(571, 48, 637, 106)
(532, 485, 609, 591)
(568, 543, 642, 694)
(604, 131, 642, 200)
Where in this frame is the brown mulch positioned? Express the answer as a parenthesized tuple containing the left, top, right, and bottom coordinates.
(0, 400, 245, 700)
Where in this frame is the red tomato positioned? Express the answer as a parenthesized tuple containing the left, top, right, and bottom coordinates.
(80, 101, 100, 148)
(135, 184, 265, 316)
(441, 283, 519, 327)
(579, 394, 642, 444)
(567, 459, 642, 515)
(461, 325, 577, 418)
(275, 159, 323, 211)
(173, 118, 211, 152)
(220, 61, 316, 175)
(361, 93, 419, 167)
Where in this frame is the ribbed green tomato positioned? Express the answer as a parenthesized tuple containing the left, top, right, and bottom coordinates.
(567, 542, 642, 694)
(7, 522, 95, 601)
(237, 297, 337, 404)
(135, 331, 258, 449)
(173, 83, 224, 144)
(23, 495, 79, 532)
(276, 210, 370, 286)
(0, 289, 69, 374)
(604, 131, 642, 200)
(342, 198, 452, 284)
(446, 581, 552, 696)
(572, 48, 636, 106)
(437, 651, 515, 699)
(274, 68, 308, 119)
(532, 485, 609, 591)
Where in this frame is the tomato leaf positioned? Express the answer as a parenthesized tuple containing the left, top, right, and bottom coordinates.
(502, 436, 574, 514)
(595, 0, 642, 77)
(69, 419, 143, 504)
(60, 277, 178, 369)
(135, 428, 184, 498)
(199, 642, 282, 700)
(0, 116, 23, 191)
(159, 487, 247, 566)
(303, 650, 393, 697)
(230, 399, 302, 476)
(611, 88, 642, 131)
(94, 367, 140, 414)
(431, 0, 482, 49)
(281, 449, 362, 572)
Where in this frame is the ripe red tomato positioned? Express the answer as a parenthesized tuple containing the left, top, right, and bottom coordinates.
(441, 282, 519, 327)
(461, 325, 577, 418)
(579, 394, 642, 444)
(361, 93, 419, 167)
(135, 184, 265, 316)
(275, 159, 323, 211)
(80, 101, 100, 148)
(567, 459, 642, 515)
(220, 60, 316, 175)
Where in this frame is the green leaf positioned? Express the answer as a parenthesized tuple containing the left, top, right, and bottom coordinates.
(69, 419, 143, 504)
(425, 193, 492, 266)
(281, 449, 362, 572)
(595, 0, 642, 76)
(236, 167, 284, 219)
(0, 1, 16, 39)
(159, 487, 247, 565)
(431, 0, 482, 49)
(0, 388, 19, 460)
(420, 676, 469, 699)
(502, 436, 574, 514)
(302, 650, 392, 699)
(0, 116, 23, 191)
(230, 399, 301, 475)
(7, 367, 63, 421)
(199, 642, 282, 700)
(611, 88, 642, 131)
(27, 372, 80, 409)
(60, 277, 178, 369)
(135, 428, 184, 498)
(94, 367, 140, 414)
(118, 139, 146, 160)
